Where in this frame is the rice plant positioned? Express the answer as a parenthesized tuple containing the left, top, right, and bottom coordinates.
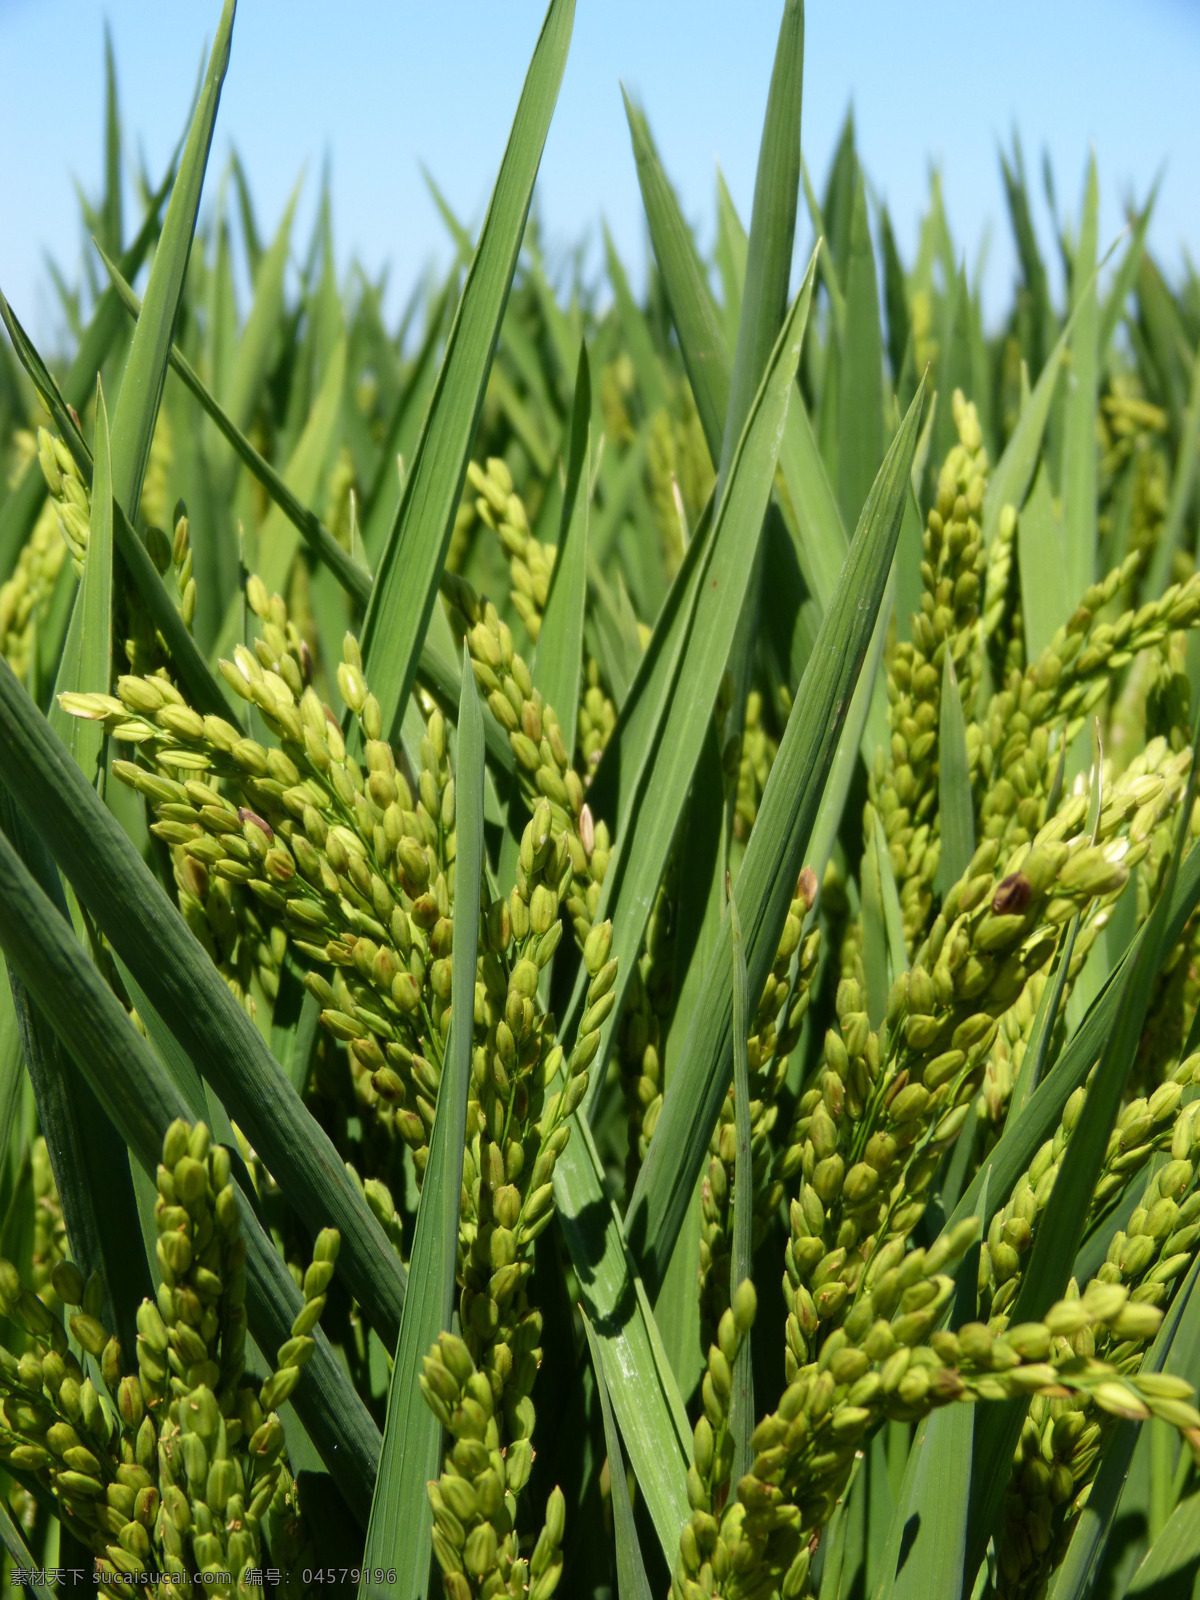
(2, 1, 1200, 1596)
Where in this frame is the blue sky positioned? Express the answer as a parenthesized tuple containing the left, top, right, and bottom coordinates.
(1, 1, 1198, 344)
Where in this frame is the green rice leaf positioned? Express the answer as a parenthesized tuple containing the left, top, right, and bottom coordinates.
(533, 345, 590, 746)
(1128, 1484, 1200, 1594)
(0, 656, 407, 1348)
(1000, 143, 1055, 379)
(101, 244, 366, 603)
(604, 224, 670, 416)
(720, 0, 803, 486)
(804, 577, 893, 885)
(1098, 182, 1157, 358)
(0, 155, 172, 579)
(982, 249, 1111, 551)
(224, 181, 299, 438)
(211, 332, 346, 661)
(1147, 327, 1200, 598)
(627, 377, 926, 1292)
(47, 381, 113, 790)
(0, 786, 148, 1360)
(362, 277, 457, 553)
(880, 204, 911, 397)
(0, 812, 380, 1511)
(587, 493, 714, 838)
(1007, 914, 1079, 1125)
(861, 819, 889, 1032)
(578, 257, 817, 1106)
(0, 292, 232, 720)
(109, 0, 235, 521)
(0, 1498, 35, 1589)
(875, 807, 908, 979)
(715, 165, 748, 350)
(1017, 462, 1070, 661)
(358, 0, 574, 749)
(359, 648, 484, 1600)
(934, 649, 974, 897)
(553, 1113, 693, 1568)
(838, 168, 884, 532)
(1059, 154, 1099, 601)
(729, 896, 754, 1490)
(583, 1315, 655, 1600)
(624, 93, 727, 459)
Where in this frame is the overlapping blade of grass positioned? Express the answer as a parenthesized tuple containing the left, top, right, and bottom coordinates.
(964, 703, 1200, 1583)
(218, 180, 299, 447)
(362, 276, 456, 553)
(861, 822, 889, 1030)
(583, 1315, 656, 1600)
(0, 293, 232, 720)
(360, 651, 484, 1600)
(0, 657, 407, 1346)
(0, 980, 24, 1186)
(627, 379, 925, 1292)
(0, 163, 172, 578)
(715, 165, 748, 341)
(99, 25, 123, 255)
(709, 0, 803, 866)
(623, 94, 728, 458)
(101, 247, 366, 597)
(603, 224, 669, 416)
(1001, 142, 1055, 379)
(1126, 1473, 1200, 1594)
(47, 382, 113, 786)
(719, 0, 803, 485)
(934, 650, 974, 896)
(838, 168, 884, 532)
(982, 253, 1108, 550)
(578, 262, 816, 1109)
(357, 0, 574, 749)
(1017, 463, 1069, 659)
(1008, 917, 1078, 1127)
(880, 204, 911, 400)
(875, 809, 908, 977)
(1098, 183, 1157, 358)
(729, 898, 754, 1489)
(803, 579, 893, 886)
(553, 1112, 692, 1567)
(0, 1500, 35, 1584)
(1136, 253, 1190, 434)
(1052, 1253, 1200, 1597)
(0, 788, 148, 1358)
(0, 815, 380, 1510)
(534, 347, 590, 743)
(587, 492, 714, 838)
(1060, 155, 1099, 601)
(630, 111, 850, 623)
(109, 0, 235, 521)
(211, 332, 346, 659)
(1147, 330, 1200, 599)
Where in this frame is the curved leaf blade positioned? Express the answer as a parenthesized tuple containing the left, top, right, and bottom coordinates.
(626, 377, 927, 1293)
(358, 0, 574, 748)
(360, 649, 484, 1599)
